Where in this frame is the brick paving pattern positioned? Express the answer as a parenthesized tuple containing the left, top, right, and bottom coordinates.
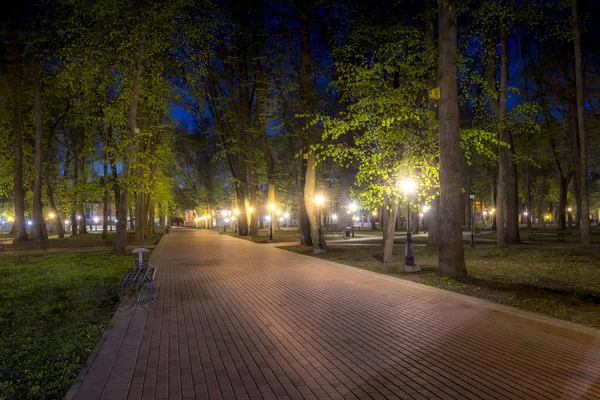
(69, 229, 600, 400)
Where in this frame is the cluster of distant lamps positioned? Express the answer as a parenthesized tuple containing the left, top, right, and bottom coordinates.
(0, 213, 109, 234)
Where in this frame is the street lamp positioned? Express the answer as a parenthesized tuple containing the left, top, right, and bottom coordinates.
(315, 194, 326, 252)
(469, 192, 475, 248)
(401, 178, 419, 272)
(276, 209, 282, 229)
(283, 212, 289, 228)
(268, 203, 275, 242)
(94, 217, 99, 232)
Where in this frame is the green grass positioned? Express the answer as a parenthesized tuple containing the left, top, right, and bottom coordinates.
(282, 244, 600, 328)
(0, 252, 133, 399)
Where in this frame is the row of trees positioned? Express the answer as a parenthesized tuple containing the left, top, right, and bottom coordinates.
(1, 0, 598, 275)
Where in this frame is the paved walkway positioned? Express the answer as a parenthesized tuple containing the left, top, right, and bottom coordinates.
(67, 229, 600, 400)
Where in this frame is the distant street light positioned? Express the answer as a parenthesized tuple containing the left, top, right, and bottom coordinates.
(401, 178, 419, 272)
(315, 194, 325, 252)
(94, 217, 99, 232)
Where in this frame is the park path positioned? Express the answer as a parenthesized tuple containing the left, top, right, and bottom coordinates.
(67, 229, 600, 400)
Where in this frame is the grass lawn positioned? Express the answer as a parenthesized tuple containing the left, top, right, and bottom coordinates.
(281, 244, 600, 328)
(0, 251, 133, 399)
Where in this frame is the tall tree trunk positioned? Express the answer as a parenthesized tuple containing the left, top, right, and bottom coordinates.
(488, 23, 509, 247)
(102, 124, 109, 238)
(558, 177, 569, 231)
(382, 194, 399, 263)
(79, 203, 88, 234)
(425, 0, 440, 248)
(438, 0, 466, 277)
(296, 0, 315, 247)
(31, 64, 47, 241)
(336, 167, 353, 231)
(569, 101, 582, 229)
(11, 44, 28, 243)
(525, 166, 532, 229)
(572, 0, 590, 247)
(115, 42, 143, 254)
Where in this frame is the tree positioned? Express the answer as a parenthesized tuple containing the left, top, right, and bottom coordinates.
(571, 0, 591, 247)
(438, 0, 467, 277)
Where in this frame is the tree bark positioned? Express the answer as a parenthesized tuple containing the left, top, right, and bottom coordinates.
(102, 124, 109, 238)
(437, 0, 467, 278)
(115, 42, 143, 254)
(336, 167, 353, 231)
(11, 43, 28, 244)
(31, 64, 47, 241)
(572, 0, 591, 247)
(295, 0, 315, 247)
(382, 194, 399, 263)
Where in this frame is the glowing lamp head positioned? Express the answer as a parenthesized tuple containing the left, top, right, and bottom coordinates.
(248, 207, 254, 213)
(233, 208, 240, 216)
(224, 218, 229, 223)
(401, 179, 417, 194)
(268, 203, 276, 211)
(422, 205, 429, 213)
(64, 220, 69, 224)
(276, 209, 282, 216)
(349, 203, 358, 212)
(419, 213, 424, 217)
(332, 214, 337, 220)
(77, 215, 81, 220)
(265, 215, 271, 222)
(283, 212, 289, 219)
(49, 213, 55, 219)
(567, 207, 572, 212)
(315, 195, 325, 206)
(523, 211, 528, 216)
(27, 221, 32, 226)
(483, 210, 488, 216)
(372, 211, 377, 217)
(94, 217, 99, 223)
(8, 216, 14, 222)
(221, 210, 228, 217)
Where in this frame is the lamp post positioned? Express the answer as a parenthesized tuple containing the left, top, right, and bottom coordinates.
(268, 203, 275, 241)
(469, 192, 475, 248)
(401, 179, 419, 272)
(315, 194, 325, 252)
(94, 217, 99, 232)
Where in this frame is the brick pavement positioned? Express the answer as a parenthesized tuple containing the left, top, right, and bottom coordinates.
(68, 229, 600, 400)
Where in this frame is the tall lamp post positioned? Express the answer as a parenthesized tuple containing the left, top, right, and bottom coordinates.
(315, 194, 326, 252)
(470, 192, 475, 248)
(268, 203, 275, 242)
(401, 179, 420, 272)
